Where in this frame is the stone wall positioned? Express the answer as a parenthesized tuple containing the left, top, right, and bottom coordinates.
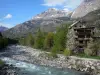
(64, 56, 100, 75)
(38, 53, 100, 75)
(66, 28, 76, 50)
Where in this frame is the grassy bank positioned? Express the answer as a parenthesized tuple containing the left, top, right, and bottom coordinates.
(76, 54, 100, 60)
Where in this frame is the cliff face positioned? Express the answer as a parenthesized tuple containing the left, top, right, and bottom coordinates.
(71, 0, 100, 19)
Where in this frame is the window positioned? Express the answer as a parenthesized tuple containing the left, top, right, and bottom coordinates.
(79, 41, 83, 44)
(78, 46, 83, 48)
(78, 35, 85, 38)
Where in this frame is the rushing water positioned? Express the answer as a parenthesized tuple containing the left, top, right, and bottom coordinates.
(0, 45, 88, 75)
(0, 57, 87, 75)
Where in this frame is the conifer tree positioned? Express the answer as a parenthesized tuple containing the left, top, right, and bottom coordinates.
(51, 24, 69, 55)
(44, 32, 54, 49)
(34, 29, 45, 49)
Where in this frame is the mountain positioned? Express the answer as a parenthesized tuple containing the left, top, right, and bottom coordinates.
(2, 8, 72, 38)
(81, 9, 100, 28)
(71, 0, 100, 19)
(33, 8, 72, 20)
(0, 26, 8, 32)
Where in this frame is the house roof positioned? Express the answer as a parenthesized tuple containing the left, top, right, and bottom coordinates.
(69, 21, 79, 29)
(69, 20, 95, 29)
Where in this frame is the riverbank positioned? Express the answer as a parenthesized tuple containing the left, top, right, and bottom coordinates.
(0, 63, 19, 75)
(0, 45, 100, 75)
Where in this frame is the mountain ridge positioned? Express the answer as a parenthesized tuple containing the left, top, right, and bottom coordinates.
(2, 8, 72, 38)
(32, 8, 72, 20)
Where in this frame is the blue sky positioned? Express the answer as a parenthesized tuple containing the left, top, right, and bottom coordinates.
(0, 0, 83, 28)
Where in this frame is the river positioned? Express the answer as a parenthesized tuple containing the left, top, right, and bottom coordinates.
(0, 45, 88, 75)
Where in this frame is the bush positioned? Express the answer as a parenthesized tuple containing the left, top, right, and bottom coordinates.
(51, 46, 58, 58)
(63, 49, 72, 56)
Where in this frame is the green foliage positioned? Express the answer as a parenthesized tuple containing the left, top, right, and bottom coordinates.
(77, 53, 100, 60)
(63, 49, 72, 56)
(51, 46, 58, 58)
(19, 33, 34, 47)
(25, 33, 34, 46)
(0, 60, 4, 66)
(0, 35, 18, 50)
(84, 39, 100, 56)
(0, 36, 8, 49)
(19, 38, 26, 45)
(34, 29, 45, 49)
(44, 32, 54, 49)
(52, 24, 69, 53)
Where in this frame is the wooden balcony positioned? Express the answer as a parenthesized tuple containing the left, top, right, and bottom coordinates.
(77, 43, 85, 46)
(75, 32, 91, 35)
(84, 38, 90, 40)
(75, 37, 90, 41)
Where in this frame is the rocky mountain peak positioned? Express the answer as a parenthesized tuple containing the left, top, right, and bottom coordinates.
(71, 0, 100, 19)
(32, 8, 72, 20)
(46, 8, 58, 12)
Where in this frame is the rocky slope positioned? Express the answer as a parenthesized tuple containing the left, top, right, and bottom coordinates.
(79, 9, 100, 30)
(2, 8, 72, 38)
(71, 0, 100, 19)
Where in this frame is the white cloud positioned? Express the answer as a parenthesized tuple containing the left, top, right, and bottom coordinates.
(42, 0, 66, 6)
(0, 22, 13, 28)
(4, 14, 12, 19)
(63, 8, 70, 12)
(42, 0, 83, 10)
(0, 14, 13, 28)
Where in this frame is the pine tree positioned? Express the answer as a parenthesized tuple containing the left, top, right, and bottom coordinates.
(34, 29, 45, 49)
(52, 24, 69, 53)
(44, 32, 54, 49)
(25, 33, 34, 46)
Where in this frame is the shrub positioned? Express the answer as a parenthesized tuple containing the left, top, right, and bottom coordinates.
(63, 49, 72, 56)
(51, 46, 58, 58)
